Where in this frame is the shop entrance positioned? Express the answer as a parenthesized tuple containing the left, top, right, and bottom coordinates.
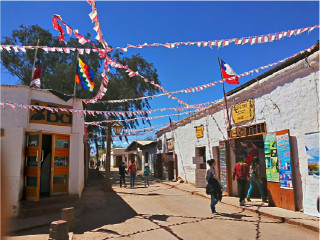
(234, 135, 267, 198)
(25, 132, 70, 201)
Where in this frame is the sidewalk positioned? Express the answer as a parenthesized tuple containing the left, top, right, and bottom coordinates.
(159, 180, 319, 232)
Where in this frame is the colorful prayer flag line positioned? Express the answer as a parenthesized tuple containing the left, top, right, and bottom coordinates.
(75, 58, 95, 91)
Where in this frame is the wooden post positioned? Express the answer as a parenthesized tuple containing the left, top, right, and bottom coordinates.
(105, 117, 112, 191)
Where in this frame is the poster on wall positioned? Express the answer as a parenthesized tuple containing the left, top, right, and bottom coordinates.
(305, 132, 319, 176)
(277, 132, 293, 189)
(219, 142, 227, 191)
(263, 133, 279, 182)
(195, 125, 204, 138)
(304, 176, 320, 217)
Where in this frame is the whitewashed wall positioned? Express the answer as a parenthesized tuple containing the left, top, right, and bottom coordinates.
(157, 51, 319, 210)
(0, 85, 85, 217)
(141, 144, 157, 173)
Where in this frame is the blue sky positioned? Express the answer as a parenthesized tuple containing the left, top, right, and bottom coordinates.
(1, 1, 319, 146)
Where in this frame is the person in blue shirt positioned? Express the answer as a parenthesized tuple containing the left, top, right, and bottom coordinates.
(144, 164, 151, 187)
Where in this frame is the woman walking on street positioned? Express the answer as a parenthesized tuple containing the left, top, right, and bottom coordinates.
(233, 157, 250, 206)
(206, 159, 222, 214)
(119, 162, 127, 188)
(144, 164, 151, 187)
(128, 160, 137, 188)
(247, 157, 267, 202)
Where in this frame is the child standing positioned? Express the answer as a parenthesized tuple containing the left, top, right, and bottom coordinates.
(144, 164, 151, 187)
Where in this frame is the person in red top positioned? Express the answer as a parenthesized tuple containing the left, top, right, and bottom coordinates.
(128, 160, 137, 188)
(233, 157, 250, 206)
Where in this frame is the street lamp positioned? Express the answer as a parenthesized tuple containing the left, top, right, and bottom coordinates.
(113, 123, 123, 136)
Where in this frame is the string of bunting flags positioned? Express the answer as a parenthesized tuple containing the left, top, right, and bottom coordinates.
(82, 43, 318, 104)
(1, 25, 318, 54)
(1, 43, 316, 106)
(0, 99, 217, 118)
(87, 128, 160, 140)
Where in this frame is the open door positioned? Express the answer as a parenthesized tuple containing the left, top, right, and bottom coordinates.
(25, 131, 42, 201)
(51, 135, 70, 196)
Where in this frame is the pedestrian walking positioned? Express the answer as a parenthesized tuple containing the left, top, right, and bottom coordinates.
(119, 162, 127, 188)
(205, 159, 222, 214)
(247, 157, 267, 202)
(144, 164, 151, 187)
(233, 157, 250, 206)
(128, 160, 137, 188)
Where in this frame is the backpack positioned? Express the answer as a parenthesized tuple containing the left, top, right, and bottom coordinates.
(206, 183, 215, 195)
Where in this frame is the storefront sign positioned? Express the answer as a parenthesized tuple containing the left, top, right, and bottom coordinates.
(29, 100, 72, 127)
(277, 131, 293, 189)
(167, 138, 174, 151)
(157, 140, 162, 150)
(305, 132, 319, 176)
(263, 133, 279, 182)
(232, 99, 255, 124)
(195, 125, 204, 138)
(230, 122, 266, 139)
(304, 176, 320, 217)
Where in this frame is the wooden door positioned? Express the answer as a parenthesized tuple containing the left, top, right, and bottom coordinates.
(25, 131, 42, 201)
(51, 135, 70, 196)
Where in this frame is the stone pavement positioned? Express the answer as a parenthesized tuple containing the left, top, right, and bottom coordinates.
(159, 180, 319, 232)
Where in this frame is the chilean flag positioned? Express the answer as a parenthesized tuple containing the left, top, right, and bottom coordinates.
(30, 53, 41, 88)
(219, 58, 239, 85)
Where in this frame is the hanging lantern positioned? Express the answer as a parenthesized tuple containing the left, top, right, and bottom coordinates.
(113, 123, 123, 135)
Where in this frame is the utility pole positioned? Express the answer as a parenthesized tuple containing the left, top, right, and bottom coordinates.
(104, 118, 112, 191)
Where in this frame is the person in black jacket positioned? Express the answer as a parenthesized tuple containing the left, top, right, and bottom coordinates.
(206, 159, 222, 214)
(119, 162, 127, 188)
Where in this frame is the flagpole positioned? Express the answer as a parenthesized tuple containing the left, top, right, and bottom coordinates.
(218, 57, 232, 138)
(72, 52, 80, 135)
(30, 39, 40, 87)
(73, 52, 80, 98)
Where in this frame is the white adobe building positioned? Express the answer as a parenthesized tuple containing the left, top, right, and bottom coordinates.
(156, 44, 319, 214)
(1, 85, 85, 217)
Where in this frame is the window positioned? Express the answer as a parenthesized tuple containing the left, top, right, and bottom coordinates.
(26, 156, 38, 166)
(54, 157, 68, 166)
(55, 138, 69, 149)
(27, 134, 39, 147)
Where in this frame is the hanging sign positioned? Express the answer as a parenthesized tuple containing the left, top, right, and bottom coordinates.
(232, 99, 255, 124)
(276, 130, 293, 189)
(167, 138, 174, 151)
(263, 133, 279, 182)
(29, 100, 72, 126)
(195, 125, 204, 138)
(157, 140, 163, 150)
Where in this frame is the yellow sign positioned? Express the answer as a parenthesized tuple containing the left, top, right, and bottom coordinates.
(167, 138, 174, 151)
(29, 100, 72, 127)
(232, 99, 255, 124)
(196, 125, 204, 138)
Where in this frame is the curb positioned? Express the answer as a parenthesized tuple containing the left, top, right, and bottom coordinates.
(160, 182, 319, 233)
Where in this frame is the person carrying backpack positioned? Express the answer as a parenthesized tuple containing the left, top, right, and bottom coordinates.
(119, 162, 127, 188)
(247, 157, 267, 202)
(128, 160, 137, 188)
(206, 159, 222, 214)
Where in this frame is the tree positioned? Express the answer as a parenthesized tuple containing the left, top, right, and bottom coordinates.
(1, 25, 161, 189)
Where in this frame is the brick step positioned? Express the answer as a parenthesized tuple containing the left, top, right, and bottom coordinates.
(19, 200, 82, 218)
(20, 194, 79, 208)
(19, 195, 81, 218)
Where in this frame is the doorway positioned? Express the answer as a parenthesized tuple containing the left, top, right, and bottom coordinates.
(40, 134, 52, 198)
